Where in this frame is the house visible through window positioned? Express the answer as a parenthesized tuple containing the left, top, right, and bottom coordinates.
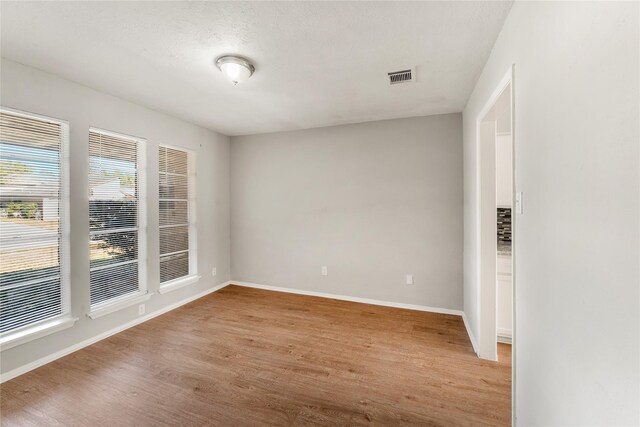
(89, 128, 146, 307)
(159, 145, 196, 286)
(0, 109, 70, 334)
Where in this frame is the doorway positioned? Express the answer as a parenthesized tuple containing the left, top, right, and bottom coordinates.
(476, 66, 514, 363)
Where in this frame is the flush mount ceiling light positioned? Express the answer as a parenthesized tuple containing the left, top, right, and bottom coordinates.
(216, 55, 255, 85)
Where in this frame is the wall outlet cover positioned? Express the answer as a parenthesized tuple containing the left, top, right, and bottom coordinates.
(212, 267, 217, 277)
(138, 304, 145, 315)
(515, 191, 523, 214)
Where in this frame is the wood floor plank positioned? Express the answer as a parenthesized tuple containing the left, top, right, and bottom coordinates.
(1, 285, 511, 426)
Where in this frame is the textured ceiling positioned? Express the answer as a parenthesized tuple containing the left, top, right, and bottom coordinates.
(0, 1, 512, 136)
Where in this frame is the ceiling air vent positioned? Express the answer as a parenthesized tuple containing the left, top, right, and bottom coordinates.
(388, 68, 415, 85)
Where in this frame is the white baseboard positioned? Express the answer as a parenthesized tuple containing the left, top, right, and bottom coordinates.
(0, 281, 232, 383)
(462, 312, 479, 355)
(497, 328, 512, 344)
(230, 281, 464, 316)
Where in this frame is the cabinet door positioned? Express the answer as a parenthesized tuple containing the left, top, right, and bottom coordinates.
(497, 276, 512, 339)
(497, 256, 512, 275)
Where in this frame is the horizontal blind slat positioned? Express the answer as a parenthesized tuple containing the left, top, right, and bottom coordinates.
(0, 111, 64, 334)
(159, 145, 191, 284)
(90, 262, 139, 305)
(89, 129, 141, 307)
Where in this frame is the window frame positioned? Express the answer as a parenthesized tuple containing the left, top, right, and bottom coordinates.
(87, 127, 149, 319)
(158, 144, 198, 294)
(0, 107, 76, 351)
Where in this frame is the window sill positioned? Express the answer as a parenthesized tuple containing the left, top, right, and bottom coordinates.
(0, 316, 78, 351)
(158, 274, 201, 294)
(88, 292, 152, 320)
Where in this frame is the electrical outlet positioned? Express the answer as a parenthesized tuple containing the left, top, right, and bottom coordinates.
(406, 274, 414, 285)
(321, 266, 328, 276)
(138, 304, 145, 315)
(212, 267, 217, 277)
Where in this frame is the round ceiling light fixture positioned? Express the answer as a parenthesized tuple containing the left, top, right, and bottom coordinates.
(215, 55, 255, 85)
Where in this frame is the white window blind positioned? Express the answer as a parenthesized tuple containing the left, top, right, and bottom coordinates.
(89, 129, 146, 307)
(159, 145, 195, 285)
(0, 109, 69, 334)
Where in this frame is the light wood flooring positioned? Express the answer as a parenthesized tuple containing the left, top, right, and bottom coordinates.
(1, 285, 511, 426)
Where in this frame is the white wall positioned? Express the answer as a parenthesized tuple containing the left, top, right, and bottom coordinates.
(494, 86, 512, 209)
(231, 114, 463, 310)
(463, 2, 639, 425)
(0, 58, 231, 376)
(496, 134, 512, 208)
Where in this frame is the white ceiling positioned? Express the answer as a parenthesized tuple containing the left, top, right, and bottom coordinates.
(0, 1, 512, 136)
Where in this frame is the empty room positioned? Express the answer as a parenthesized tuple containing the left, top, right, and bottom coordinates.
(0, 1, 638, 426)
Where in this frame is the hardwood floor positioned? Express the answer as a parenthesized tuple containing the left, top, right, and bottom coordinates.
(1, 285, 511, 426)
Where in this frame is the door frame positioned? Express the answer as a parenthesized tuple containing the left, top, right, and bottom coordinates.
(475, 64, 516, 424)
(474, 64, 515, 360)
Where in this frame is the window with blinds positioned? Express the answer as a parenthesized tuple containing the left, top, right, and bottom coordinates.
(159, 145, 195, 286)
(89, 128, 145, 307)
(0, 109, 69, 334)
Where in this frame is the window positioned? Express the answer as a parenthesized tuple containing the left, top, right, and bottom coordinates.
(0, 108, 72, 339)
(89, 128, 147, 311)
(158, 145, 196, 291)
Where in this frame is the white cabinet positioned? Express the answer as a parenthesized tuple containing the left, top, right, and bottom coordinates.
(497, 276, 512, 342)
(496, 256, 511, 275)
(497, 255, 512, 343)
